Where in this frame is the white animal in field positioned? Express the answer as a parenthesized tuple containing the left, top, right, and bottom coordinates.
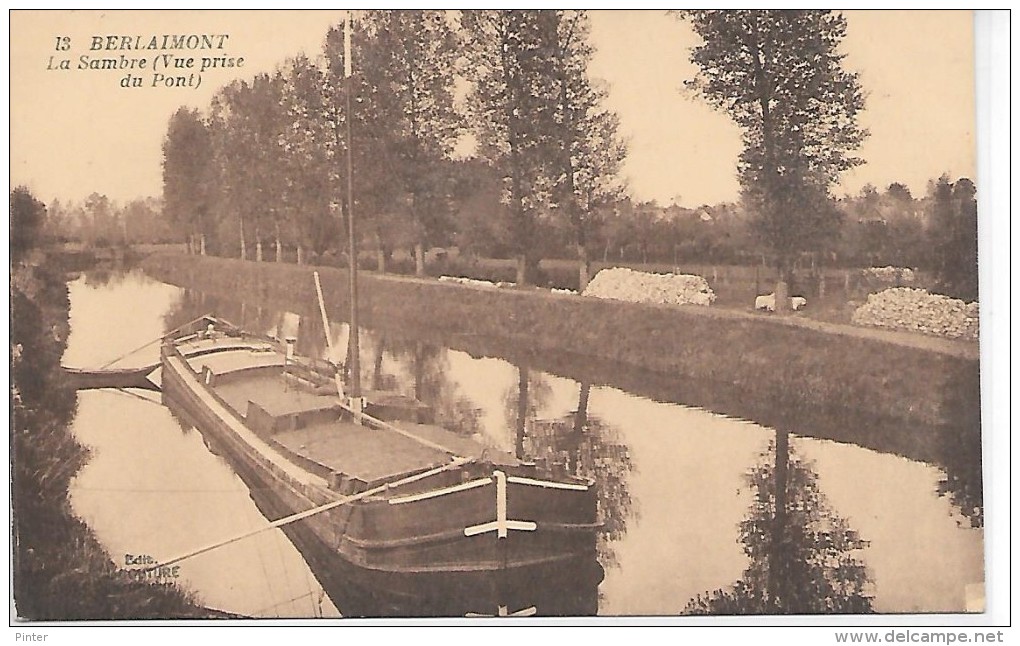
(755, 294, 807, 312)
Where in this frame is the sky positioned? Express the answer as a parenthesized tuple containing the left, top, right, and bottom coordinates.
(9, 10, 977, 208)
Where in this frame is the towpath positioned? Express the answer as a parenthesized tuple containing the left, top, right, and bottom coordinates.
(519, 285, 981, 361)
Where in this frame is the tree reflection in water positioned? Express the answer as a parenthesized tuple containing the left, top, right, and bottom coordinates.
(935, 365, 983, 529)
(80, 267, 117, 288)
(163, 290, 282, 343)
(685, 429, 873, 615)
(501, 364, 553, 456)
(507, 374, 636, 573)
(384, 338, 485, 439)
(162, 288, 208, 337)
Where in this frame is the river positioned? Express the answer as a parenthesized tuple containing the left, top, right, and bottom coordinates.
(62, 267, 984, 618)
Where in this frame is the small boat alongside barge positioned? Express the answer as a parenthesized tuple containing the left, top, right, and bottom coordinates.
(159, 316, 601, 608)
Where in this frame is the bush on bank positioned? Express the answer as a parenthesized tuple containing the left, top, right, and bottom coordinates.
(11, 259, 212, 620)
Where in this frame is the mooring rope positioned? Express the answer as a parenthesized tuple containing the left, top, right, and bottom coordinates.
(96, 313, 214, 369)
(106, 387, 162, 406)
(145, 455, 472, 572)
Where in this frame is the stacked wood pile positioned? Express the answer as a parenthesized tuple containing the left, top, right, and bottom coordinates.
(851, 287, 979, 340)
(861, 266, 916, 284)
(582, 267, 716, 307)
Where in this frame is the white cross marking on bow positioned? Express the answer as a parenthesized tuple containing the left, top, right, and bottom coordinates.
(466, 605, 538, 618)
(463, 470, 537, 539)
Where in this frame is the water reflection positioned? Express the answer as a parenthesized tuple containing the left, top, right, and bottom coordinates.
(84, 270, 986, 615)
(506, 377, 636, 573)
(387, 338, 485, 439)
(291, 551, 603, 618)
(935, 365, 983, 529)
(413, 340, 983, 530)
(70, 390, 341, 619)
(149, 262, 982, 528)
(684, 429, 873, 615)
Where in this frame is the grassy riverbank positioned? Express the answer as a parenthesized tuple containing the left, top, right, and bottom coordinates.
(11, 255, 214, 620)
(143, 254, 980, 435)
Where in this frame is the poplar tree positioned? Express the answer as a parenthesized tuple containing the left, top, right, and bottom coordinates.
(460, 10, 558, 285)
(207, 81, 260, 259)
(678, 10, 866, 309)
(206, 74, 290, 261)
(278, 54, 337, 261)
(357, 10, 462, 276)
(162, 107, 214, 253)
(545, 10, 627, 290)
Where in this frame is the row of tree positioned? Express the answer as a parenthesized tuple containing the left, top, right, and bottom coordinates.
(148, 10, 974, 301)
(607, 177, 977, 294)
(162, 10, 625, 288)
(40, 194, 173, 247)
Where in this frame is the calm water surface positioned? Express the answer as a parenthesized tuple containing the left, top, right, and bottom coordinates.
(63, 268, 983, 617)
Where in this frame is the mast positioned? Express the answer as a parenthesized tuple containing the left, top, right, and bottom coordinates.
(344, 11, 362, 403)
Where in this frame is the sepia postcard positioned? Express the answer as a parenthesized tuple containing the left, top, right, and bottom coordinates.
(7, 8, 1008, 634)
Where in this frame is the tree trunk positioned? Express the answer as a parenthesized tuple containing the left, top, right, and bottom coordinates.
(372, 335, 386, 391)
(515, 254, 527, 286)
(239, 219, 246, 260)
(377, 246, 387, 273)
(769, 429, 790, 611)
(577, 243, 591, 292)
(414, 241, 425, 277)
(516, 364, 529, 460)
(774, 276, 789, 314)
(773, 258, 789, 313)
(569, 382, 591, 473)
(199, 234, 206, 256)
(413, 342, 424, 401)
(297, 245, 304, 265)
(256, 240, 263, 263)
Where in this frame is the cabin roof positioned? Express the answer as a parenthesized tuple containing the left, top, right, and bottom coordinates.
(211, 369, 493, 485)
(272, 421, 471, 485)
(215, 374, 335, 417)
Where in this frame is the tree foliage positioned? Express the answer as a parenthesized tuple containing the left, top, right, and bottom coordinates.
(927, 175, 978, 300)
(10, 187, 47, 261)
(204, 73, 293, 259)
(459, 10, 626, 284)
(460, 10, 561, 283)
(162, 107, 215, 248)
(278, 54, 338, 257)
(353, 10, 462, 274)
(545, 10, 627, 288)
(678, 10, 867, 277)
